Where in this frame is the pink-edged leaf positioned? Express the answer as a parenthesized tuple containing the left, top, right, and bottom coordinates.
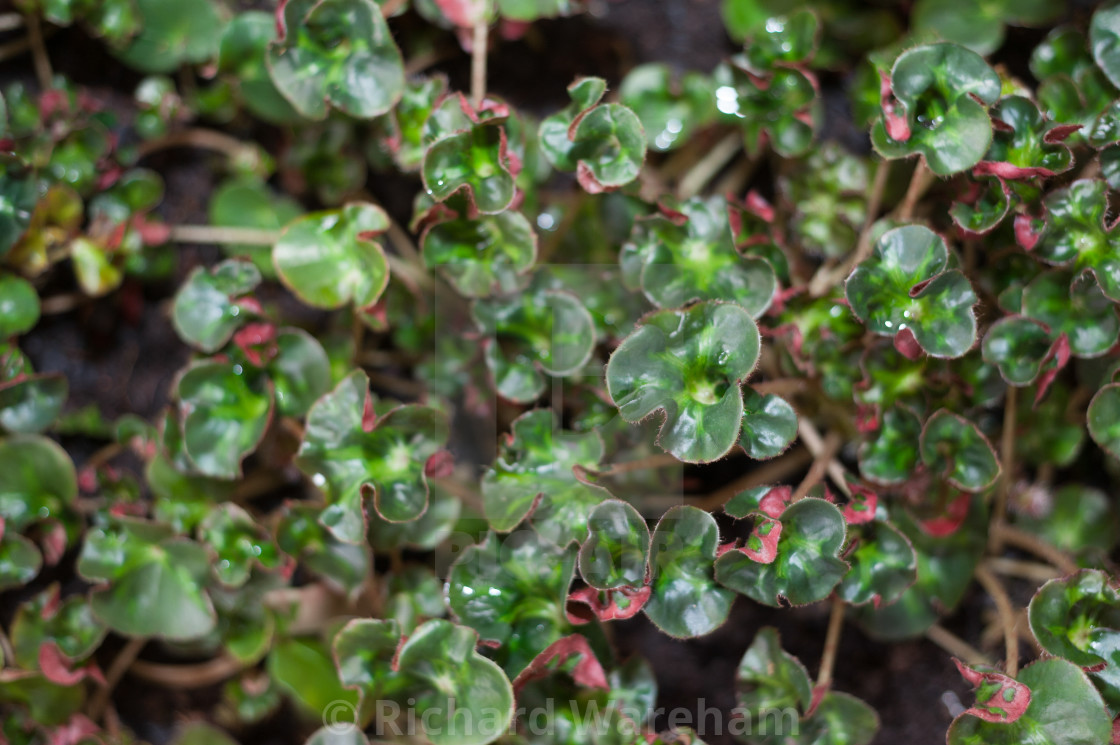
(565, 584, 651, 624)
(1043, 124, 1082, 144)
(880, 71, 911, 142)
(434, 0, 491, 28)
(576, 161, 609, 194)
(1015, 214, 1043, 251)
(855, 403, 880, 433)
(232, 322, 279, 367)
(842, 483, 878, 525)
(917, 492, 971, 537)
(512, 634, 609, 693)
(972, 161, 1056, 180)
(361, 389, 377, 433)
(1034, 333, 1071, 406)
(424, 450, 455, 479)
(758, 485, 793, 518)
(954, 659, 1032, 724)
(45, 715, 99, 745)
(739, 516, 782, 563)
(893, 327, 923, 360)
(39, 642, 106, 687)
(40, 522, 67, 566)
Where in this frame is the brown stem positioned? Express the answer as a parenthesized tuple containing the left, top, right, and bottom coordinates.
(25, 13, 51, 90)
(816, 595, 845, 692)
(991, 524, 1079, 575)
(895, 160, 935, 221)
(975, 564, 1019, 676)
(990, 385, 1017, 553)
(926, 624, 992, 667)
(600, 452, 682, 476)
(0, 36, 32, 63)
(751, 378, 806, 397)
(135, 128, 253, 162)
(168, 225, 279, 245)
(128, 654, 244, 690)
(471, 21, 489, 110)
(690, 447, 814, 510)
(0, 13, 24, 32)
(87, 636, 147, 721)
(678, 133, 742, 199)
(984, 557, 1060, 583)
(791, 429, 841, 501)
(796, 419, 851, 498)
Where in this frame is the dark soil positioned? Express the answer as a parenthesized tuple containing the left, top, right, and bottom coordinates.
(4, 2, 1013, 744)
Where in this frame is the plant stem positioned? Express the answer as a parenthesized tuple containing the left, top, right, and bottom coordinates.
(0, 13, 25, 32)
(167, 224, 280, 245)
(990, 385, 1017, 553)
(678, 132, 741, 199)
(926, 624, 992, 667)
(808, 158, 890, 297)
(796, 419, 851, 498)
(791, 429, 841, 502)
(816, 595, 845, 692)
(40, 292, 85, 315)
(0, 36, 32, 63)
(135, 128, 254, 162)
(895, 160, 935, 221)
(984, 556, 1060, 583)
(471, 20, 489, 109)
(690, 447, 814, 510)
(712, 154, 759, 198)
(128, 654, 244, 689)
(87, 636, 147, 721)
(25, 12, 51, 90)
(974, 564, 1019, 676)
(991, 524, 1079, 574)
(600, 452, 682, 476)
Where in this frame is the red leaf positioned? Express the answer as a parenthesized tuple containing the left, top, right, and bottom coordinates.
(879, 71, 910, 142)
(39, 642, 106, 687)
(1014, 214, 1042, 251)
(954, 659, 1031, 724)
(361, 389, 377, 433)
(918, 492, 970, 537)
(565, 584, 651, 624)
(424, 450, 455, 478)
(1034, 333, 1070, 406)
(1043, 124, 1081, 143)
(512, 634, 610, 694)
(893, 327, 923, 360)
(842, 483, 878, 524)
(45, 715, 99, 745)
(972, 161, 1055, 180)
(738, 516, 782, 563)
(434, 0, 490, 28)
(576, 161, 609, 194)
(232, 322, 279, 367)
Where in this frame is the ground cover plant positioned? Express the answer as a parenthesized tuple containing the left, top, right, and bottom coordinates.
(4, 1, 1120, 744)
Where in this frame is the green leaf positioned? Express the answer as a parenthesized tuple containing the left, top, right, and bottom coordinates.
(619, 64, 715, 152)
(714, 63, 818, 158)
(0, 274, 39, 337)
(296, 370, 448, 542)
(0, 373, 68, 434)
(846, 225, 978, 358)
(421, 209, 537, 298)
(268, 328, 332, 418)
(1035, 180, 1120, 303)
(579, 500, 650, 590)
(1021, 270, 1119, 358)
(872, 43, 1000, 175)
(334, 618, 514, 745)
(979, 95, 1074, 177)
(920, 409, 1000, 492)
(267, 0, 404, 119)
(10, 586, 106, 669)
(0, 529, 40, 590)
(736, 626, 813, 717)
(854, 499, 986, 640)
(218, 12, 302, 124)
(738, 10, 819, 74)
(739, 389, 797, 460)
(620, 196, 776, 317)
(950, 176, 1011, 235)
(273, 203, 390, 310)
(171, 260, 261, 352)
(208, 177, 303, 277)
(1088, 383, 1120, 460)
(446, 530, 575, 674)
(384, 566, 447, 633)
(0, 435, 77, 534)
(606, 301, 760, 463)
(268, 636, 358, 719)
(422, 117, 518, 214)
(177, 360, 273, 480)
(114, 0, 223, 74)
(473, 288, 596, 404)
(839, 518, 917, 607)
(948, 658, 1112, 745)
(645, 506, 733, 638)
(1092, 3, 1120, 90)
(276, 503, 370, 595)
(982, 317, 1057, 386)
(1016, 485, 1119, 556)
(914, 0, 1060, 56)
(539, 77, 647, 191)
(779, 143, 870, 258)
(77, 518, 216, 640)
(199, 503, 281, 587)
(716, 497, 847, 607)
(482, 409, 613, 545)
